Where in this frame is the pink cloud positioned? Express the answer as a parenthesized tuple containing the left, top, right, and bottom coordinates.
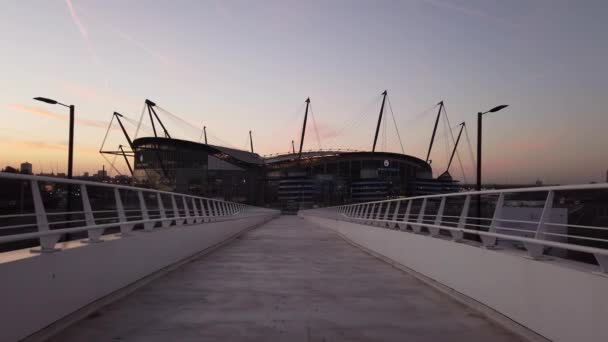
(7, 103, 111, 129)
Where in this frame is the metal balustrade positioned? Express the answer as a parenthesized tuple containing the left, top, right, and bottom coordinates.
(0, 173, 278, 254)
(300, 183, 608, 273)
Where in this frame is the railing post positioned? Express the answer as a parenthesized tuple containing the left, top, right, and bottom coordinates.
(139, 191, 154, 231)
(200, 199, 209, 222)
(398, 200, 412, 231)
(389, 200, 401, 229)
(367, 203, 376, 225)
(81, 184, 103, 243)
(429, 197, 445, 237)
(371, 203, 381, 226)
(157, 193, 170, 228)
(31, 180, 60, 252)
(182, 196, 193, 224)
(382, 201, 392, 228)
(212, 200, 219, 221)
(594, 255, 608, 273)
(481, 193, 504, 248)
(115, 188, 133, 235)
(216, 201, 222, 217)
(525, 191, 554, 258)
(362, 203, 370, 222)
(352, 204, 361, 221)
(413, 198, 427, 233)
(451, 195, 470, 241)
(172, 194, 184, 226)
(191, 197, 201, 223)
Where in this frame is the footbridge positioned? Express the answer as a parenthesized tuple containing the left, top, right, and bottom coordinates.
(1, 174, 607, 341)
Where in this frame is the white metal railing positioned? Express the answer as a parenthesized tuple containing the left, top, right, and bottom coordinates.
(300, 183, 608, 273)
(0, 172, 278, 254)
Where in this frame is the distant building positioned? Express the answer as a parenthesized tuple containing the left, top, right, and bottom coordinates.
(96, 170, 108, 179)
(2, 166, 18, 173)
(20, 162, 32, 175)
(83, 172, 89, 177)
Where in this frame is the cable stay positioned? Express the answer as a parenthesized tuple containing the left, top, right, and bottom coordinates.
(442, 122, 465, 177)
(322, 95, 382, 150)
(440, 105, 467, 183)
(386, 96, 405, 154)
(308, 103, 322, 150)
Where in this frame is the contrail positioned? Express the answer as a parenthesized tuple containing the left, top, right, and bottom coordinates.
(65, 0, 88, 39)
(113, 28, 171, 66)
(418, 0, 515, 27)
(64, 0, 109, 89)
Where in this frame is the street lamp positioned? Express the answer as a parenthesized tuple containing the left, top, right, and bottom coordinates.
(476, 104, 508, 220)
(33, 97, 75, 179)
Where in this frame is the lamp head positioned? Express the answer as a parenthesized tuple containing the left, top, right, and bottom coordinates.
(33, 97, 58, 105)
(487, 104, 509, 113)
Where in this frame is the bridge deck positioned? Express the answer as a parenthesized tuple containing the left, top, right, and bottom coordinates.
(50, 216, 520, 341)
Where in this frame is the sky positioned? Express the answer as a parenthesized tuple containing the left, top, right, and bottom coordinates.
(1, 0, 607, 184)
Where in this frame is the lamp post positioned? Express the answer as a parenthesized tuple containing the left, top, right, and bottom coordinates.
(476, 104, 508, 221)
(33, 97, 75, 233)
(33, 97, 75, 179)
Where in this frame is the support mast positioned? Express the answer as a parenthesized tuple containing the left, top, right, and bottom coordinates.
(372, 90, 388, 153)
(249, 131, 254, 153)
(298, 98, 310, 159)
(145, 99, 171, 139)
(113, 112, 134, 149)
(425, 101, 444, 163)
(445, 122, 465, 173)
(118, 145, 134, 176)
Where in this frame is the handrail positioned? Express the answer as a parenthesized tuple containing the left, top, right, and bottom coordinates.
(299, 184, 608, 273)
(0, 172, 279, 254)
(0, 172, 236, 203)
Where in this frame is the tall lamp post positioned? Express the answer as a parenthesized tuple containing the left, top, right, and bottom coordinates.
(33, 97, 75, 179)
(33, 97, 75, 232)
(476, 104, 508, 220)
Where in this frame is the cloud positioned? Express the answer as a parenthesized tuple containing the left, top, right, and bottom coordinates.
(7, 104, 64, 120)
(7, 103, 110, 129)
(0, 136, 66, 151)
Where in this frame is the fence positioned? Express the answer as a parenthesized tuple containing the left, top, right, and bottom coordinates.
(301, 183, 608, 273)
(0, 172, 277, 254)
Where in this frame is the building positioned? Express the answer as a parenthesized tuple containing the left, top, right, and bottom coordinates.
(131, 138, 457, 209)
(132, 137, 266, 204)
(96, 169, 108, 179)
(264, 150, 456, 210)
(109, 96, 460, 209)
(20, 162, 32, 175)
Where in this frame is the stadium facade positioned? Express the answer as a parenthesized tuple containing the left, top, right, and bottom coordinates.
(105, 95, 460, 210)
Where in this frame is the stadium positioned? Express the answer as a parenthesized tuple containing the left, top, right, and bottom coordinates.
(102, 94, 461, 210)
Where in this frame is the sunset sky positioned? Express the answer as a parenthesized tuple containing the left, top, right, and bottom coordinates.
(1, 0, 607, 184)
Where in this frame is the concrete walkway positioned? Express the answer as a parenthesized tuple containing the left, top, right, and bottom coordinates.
(50, 216, 520, 342)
